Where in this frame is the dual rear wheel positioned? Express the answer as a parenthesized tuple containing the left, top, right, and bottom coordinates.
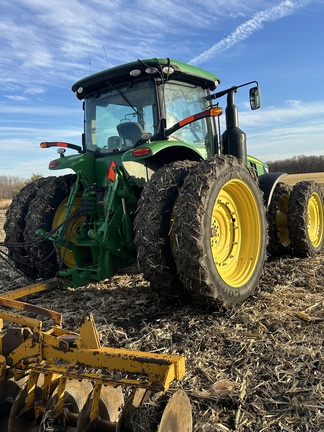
(4, 174, 78, 281)
(135, 155, 268, 307)
(268, 181, 324, 257)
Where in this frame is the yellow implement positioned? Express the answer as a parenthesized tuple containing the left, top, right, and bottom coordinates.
(0, 280, 191, 431)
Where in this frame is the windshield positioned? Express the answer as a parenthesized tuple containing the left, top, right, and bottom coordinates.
(164, 80, 213, 157)
(85, 79, 157, 154)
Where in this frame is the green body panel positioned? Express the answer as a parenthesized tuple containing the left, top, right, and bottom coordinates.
(247, 155, 269, 176)
(49, 153, 127, 187)
(122, 139, 204, 162)
(49, 153, 97, 184)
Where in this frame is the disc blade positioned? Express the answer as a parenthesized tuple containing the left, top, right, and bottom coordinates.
(0, 377, 27, 431)
(158, 390, 192, 432)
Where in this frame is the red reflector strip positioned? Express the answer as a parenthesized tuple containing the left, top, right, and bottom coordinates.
(132, 148, 151, 157)
(179, 115, 194, 127)
(107, 161, 117, 181)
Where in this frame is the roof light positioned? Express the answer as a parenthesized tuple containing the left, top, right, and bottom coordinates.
(162, 66, 174, 75)
(129, 69, 141, 77)
(145, 67, 158, 74)
(77, 87, 83, 94)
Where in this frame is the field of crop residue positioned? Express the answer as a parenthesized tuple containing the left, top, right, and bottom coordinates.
(0, 178, 323, 431)
(285, 171, 324, 186)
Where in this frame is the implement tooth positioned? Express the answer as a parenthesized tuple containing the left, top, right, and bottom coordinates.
(7, 380, 43, 432)
(40, 379, 93, 430)
(89, 383, 102, 422)
(76, 385, 124, 431)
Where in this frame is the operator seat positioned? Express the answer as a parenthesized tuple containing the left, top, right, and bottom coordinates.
(117, 122, 144, 148)
(107, 136, 121, 151)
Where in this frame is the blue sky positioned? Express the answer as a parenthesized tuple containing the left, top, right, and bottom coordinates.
(0, 0, 323, 179)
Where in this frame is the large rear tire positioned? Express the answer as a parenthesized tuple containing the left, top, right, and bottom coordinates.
(288, 181, 324, 257)
(134, 160, 197, 299)
(267, 182, 292, 256)
(172, 155, 268, 307)
(4, 178, 49, 279)
(24, 174, 76, 280)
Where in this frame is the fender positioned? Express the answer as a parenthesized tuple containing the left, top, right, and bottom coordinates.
(122, 139, 204, 163)
(259, 172, 287, 208)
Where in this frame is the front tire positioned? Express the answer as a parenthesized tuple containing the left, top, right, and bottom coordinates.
(172, 155, 268, 307)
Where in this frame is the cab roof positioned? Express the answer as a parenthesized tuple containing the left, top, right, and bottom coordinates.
(72, 58, 220, 99)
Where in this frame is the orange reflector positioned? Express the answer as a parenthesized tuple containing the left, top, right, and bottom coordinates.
(40, 142, 48, 148)
(107, 161, 117, 181)
(210, 107, 223, 117)
(49, 160, 59, 168)
(132, 147, 151, 157)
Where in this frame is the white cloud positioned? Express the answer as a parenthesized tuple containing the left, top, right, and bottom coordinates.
(4, 95, 27, 101)
(0, 104, 80, 116)
(189, 0, 311, 64)
(24, 86, 46, 96)
(240, 99, 324, 126)
(0, 0, 288, 90)
(237, 99, 324, 161)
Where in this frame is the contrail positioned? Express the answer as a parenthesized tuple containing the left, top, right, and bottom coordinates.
(189, 0, 310, 65)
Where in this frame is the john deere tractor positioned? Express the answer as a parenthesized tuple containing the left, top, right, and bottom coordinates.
(4, 58, 324, 307)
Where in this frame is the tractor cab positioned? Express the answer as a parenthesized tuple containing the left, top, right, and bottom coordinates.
(73, 59, 221, 161)
(43, 58, 266, 185)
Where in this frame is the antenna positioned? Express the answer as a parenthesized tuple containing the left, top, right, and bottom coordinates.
(103, 46, 109, 68)
(86, 38, 92, 73)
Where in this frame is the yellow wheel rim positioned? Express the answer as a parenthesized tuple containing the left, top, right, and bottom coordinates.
(275, 192, 290, 247)
(52, 195, 83, 268)
(307, 192, 324, 248)
(210, 179, 262, 287)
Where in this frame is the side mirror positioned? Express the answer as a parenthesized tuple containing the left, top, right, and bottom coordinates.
(249, 86, 261, 110)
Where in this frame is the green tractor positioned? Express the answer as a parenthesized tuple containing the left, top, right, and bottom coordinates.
(4, 59, 324, 307)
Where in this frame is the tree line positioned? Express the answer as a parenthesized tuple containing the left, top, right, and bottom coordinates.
(0, 174, 42, 200)
(267, 155, 324, 174)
